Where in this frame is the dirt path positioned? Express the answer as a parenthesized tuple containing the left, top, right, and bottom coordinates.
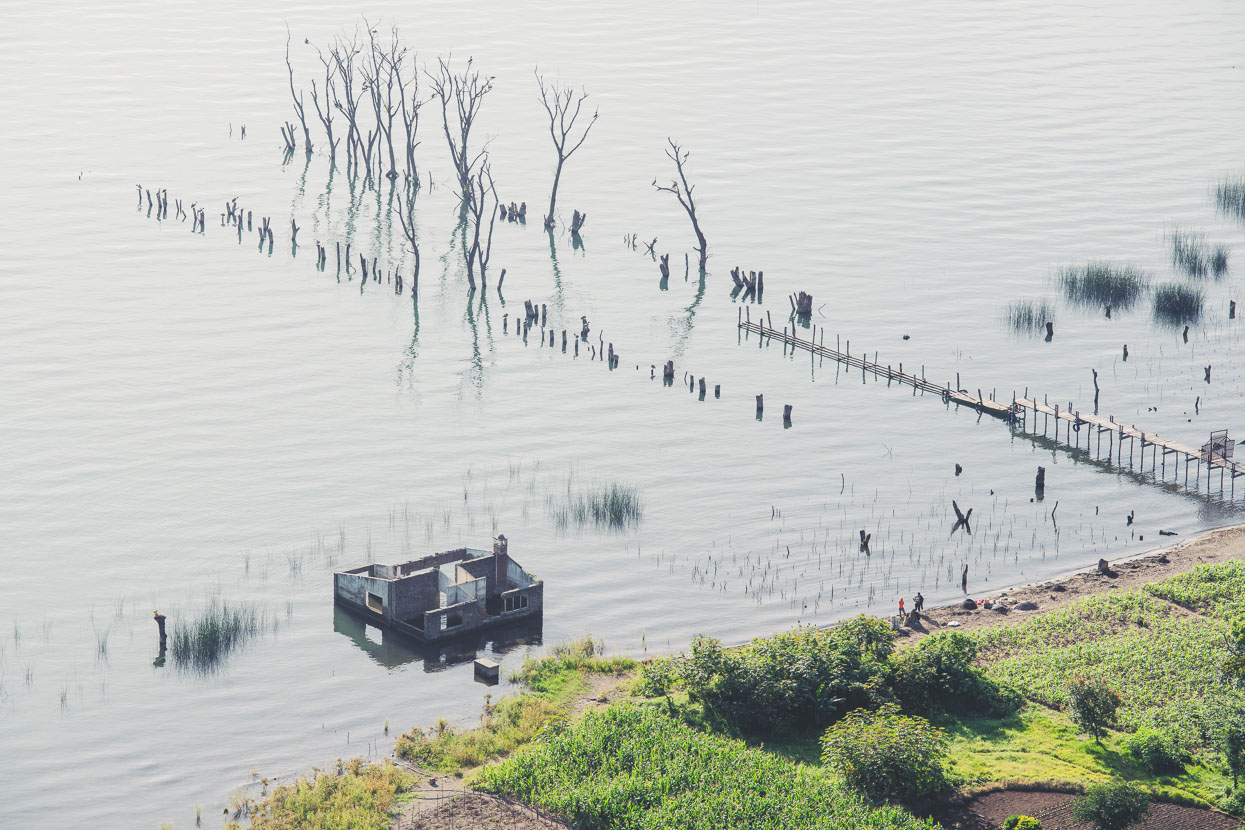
(904, 523, 1245, 640)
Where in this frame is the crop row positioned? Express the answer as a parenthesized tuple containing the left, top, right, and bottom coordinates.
(475, 704, 937, 830)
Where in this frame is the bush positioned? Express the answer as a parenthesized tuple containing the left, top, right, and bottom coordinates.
(1003, 817, 1042, 830)
(821, 703, 949, 803)
(1072, 781, 1150, 830)
(893, 632, 1020, 717)
(677, 623, 892, 735)
(1066, 676, 1121, 743)
(1125, 728, 1187, 774)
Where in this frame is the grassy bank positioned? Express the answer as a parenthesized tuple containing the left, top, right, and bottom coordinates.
(394, 636, 636, 775)
(240, 759, 414, 830)
(239, 557, 1245, 828)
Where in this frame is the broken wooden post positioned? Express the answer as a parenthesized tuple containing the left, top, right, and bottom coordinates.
(1044, 321, 1054, 340)
(153, 611, 168, 652)
(1035, 466, 1046, 500)
(1231, 300, 1237, 320)
(498, 268, 506, 292)
(541, 304, 547, 327)
(698, 378, 706, 398)
(658, 254, 670, 280)
(756, 394, 764, 415)
(783, 404, 792, 426)
(1183, 325, 1189, 343)
(1205, 365, 1212, 383)
(714, 384, 720, 399)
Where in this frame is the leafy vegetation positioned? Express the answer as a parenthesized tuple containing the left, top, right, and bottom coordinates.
(1125, 728, 1187, 774)
(1145, 561, 1245, 621)
(641, 619, 1014, 738)
(1003, 817, 1042, 830)
(476, 704, 938, 829)
(821, 703, 949, 802)
(1072, 780, 1150, 830)
(1066, 677, 1122, 744)
(395, 635, 634, 774)
(972, 590, 1242, 747)
(1059, 262, 1148, 310)
(247, 759, 412, 830)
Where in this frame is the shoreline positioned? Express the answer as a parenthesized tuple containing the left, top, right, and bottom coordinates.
(910, 521, 1245, 637)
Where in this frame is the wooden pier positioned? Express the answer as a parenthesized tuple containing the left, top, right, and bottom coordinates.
(738, 316, 1245, 499)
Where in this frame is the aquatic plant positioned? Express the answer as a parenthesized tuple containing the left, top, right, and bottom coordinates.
(1058, 262, 1148, 310)
(1169, 228, 1228, 279)
(548, 481, 643, 530)
(1005, 299, 1054, 334)
(1151, 282, 1204, 324)
(1215, 177, 1245, 223)
(170, 599, 267, 673)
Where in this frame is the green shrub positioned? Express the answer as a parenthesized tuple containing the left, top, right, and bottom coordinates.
(821, 703, 949, 803)
(1125, 728, 1186, 774)
(1066, 676, 1121, 743)
(635, 657, 677, 697)
(1072, 781, 1150, 830)
(893, 632, 1019, 717)
(677, 623, 891, 736)
(1003, 817, 1042, 830)
(249, 759, 411, 830)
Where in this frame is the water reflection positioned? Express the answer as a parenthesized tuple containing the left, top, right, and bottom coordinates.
(332, 606, 542, 672)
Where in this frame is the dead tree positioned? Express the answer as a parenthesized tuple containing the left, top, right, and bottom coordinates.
(428, 56, 494, 200)
(364, 24, 405, 181)
(330, 32, 366, 172)
(464, 158, 499, 290)
(395, 181, 422, 295)
(395, 45, 424, 188)
(535, 70, 598, 231)
(653, 139, 708, 272)
(285, 28, 313, 154)
(310, 45, 341, 164)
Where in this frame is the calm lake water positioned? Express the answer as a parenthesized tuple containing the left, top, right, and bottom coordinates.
(3, 0, 1245, 826)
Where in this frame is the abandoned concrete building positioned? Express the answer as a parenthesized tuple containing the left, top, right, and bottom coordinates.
(333, 535, 543, 642)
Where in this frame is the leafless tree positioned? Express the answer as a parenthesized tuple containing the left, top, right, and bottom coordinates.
(535, 70, 598, 231)
(428, 56, 494, 200)
(652, 139, 708, 272)
(309, 45, 341, 165)
(285, 28, 313, 154)
(464, 157, 498, 290)
(395, 181, 421, 296)
(330, 31, 365, 172)
(364, 25, 411, 181)
(396, 55, 424, 188)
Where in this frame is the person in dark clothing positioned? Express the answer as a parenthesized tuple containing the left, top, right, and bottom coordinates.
(913, 592, 924, 612)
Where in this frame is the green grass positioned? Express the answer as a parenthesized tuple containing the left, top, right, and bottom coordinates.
(394, 636, 636, 775)
(1059, 262, 1149, 310)
(1152, 282, 1204, 324)
(1216, 177, 1245, 223)
(169, 598, 267, 672)
(1005, 299, 1054, 334)
(475, 704, 938, 829)
(973, 590, 1241, 746)
(940, 704, 1227, 808)
(1170, 228, 1229, 279)
(246, 758, 413, 830)
(547, 481, 644, 530)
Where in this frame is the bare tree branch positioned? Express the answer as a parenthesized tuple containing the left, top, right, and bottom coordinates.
(652, 138, 708, 272)
(427, 56, 494, 200)
(535, 69, 598, 231)
(285, 26, 313, 154)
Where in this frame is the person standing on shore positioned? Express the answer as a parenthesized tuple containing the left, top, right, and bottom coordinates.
(899, 597, 905, 617)
(914, 592, 924, 612)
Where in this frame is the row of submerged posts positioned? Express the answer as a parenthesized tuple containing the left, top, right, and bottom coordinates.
(739, 310, 1245, 500)
(136, 184, 414, 295)
(503, 301, 800, 426)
